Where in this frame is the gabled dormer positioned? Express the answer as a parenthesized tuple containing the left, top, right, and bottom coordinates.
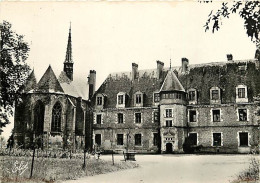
(134, 91, 144, 107)
(96, 93, 106, 109)
(210, 86, 221, 104)
(187, 88, 197, 105)
(116, 92, 127, 108)
(236, 84, 248, 103)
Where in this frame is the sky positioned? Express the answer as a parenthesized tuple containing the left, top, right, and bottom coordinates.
(0, 1, 257, 139)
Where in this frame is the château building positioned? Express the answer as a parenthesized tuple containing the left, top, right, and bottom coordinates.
(93, 54, 260, 153)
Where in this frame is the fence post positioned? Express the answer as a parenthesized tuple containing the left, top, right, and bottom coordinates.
(30, 147, 36, 179)
(112, 150, 114, 165)
(83, 150, 86, 169)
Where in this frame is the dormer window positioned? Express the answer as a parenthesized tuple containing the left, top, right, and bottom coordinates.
(96, 93, 106, 108)
(97, 97, 102, 105)
(210, 87, 221, 104)
(134, 91, 143, 107)
(187, 89, 197, 104)
(236, 85, 248, 103)
(116, 92, 126, 108)
(118, 95, 124, 104)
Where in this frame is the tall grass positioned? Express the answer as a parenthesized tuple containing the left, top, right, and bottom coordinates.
(0, 156, 138, 183)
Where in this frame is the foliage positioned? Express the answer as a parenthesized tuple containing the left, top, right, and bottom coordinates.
(0, 154, 138, 183)
(0, 20, 31, 134)
(0, 136, 6, 149)
(231, 157, 259, 183)
(203, 1, 260, 47)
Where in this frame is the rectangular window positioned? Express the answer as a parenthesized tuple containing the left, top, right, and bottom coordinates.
(135, 113, 141, 123)
(239, 132, 249, 146)
(96, 114, 102, 124)
(117, 134, 124, 145)
(213, 133, 221, 146)
(188, 91, 196, 101)
(118, 95, 124, 104)
(177, 93, 182, 99)
(153, 133, 159, 146)
(95, 134, 101, 146)
(97, 97, 102, 105)
(136, 94, 142, 104)
(189, 110, 197, 122)
(238, 109, 247, 121)
(238, 88, 245, 98)
(118, 113, 124, 123)
(154, 93, 160, 102)
(212, 110, 220, 122)
(165, 109, 172, 118)
(211, 90, 219, 100)
(166, 120, 173, 127)
(135, 134, 142, 146)
(189, 133, 197, 146)
(154, 111, 159, 123)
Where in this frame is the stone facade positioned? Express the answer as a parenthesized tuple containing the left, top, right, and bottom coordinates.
(93, 55, 260, 154)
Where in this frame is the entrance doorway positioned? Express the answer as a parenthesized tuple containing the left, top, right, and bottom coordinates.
(166, 143, 173, 153)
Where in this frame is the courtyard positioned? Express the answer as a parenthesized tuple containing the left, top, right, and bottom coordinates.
(64, 154, 259, 183)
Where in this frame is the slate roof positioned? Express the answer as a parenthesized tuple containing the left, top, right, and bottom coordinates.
(23, 66, 89, 100)
(96, 59, 260, 107)
(160, 69, 185, 92)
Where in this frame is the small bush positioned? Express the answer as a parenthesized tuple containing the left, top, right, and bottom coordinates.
(231, 157, 259, 183)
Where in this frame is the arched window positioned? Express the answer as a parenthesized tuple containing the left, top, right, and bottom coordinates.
(51, 102, 62, 132)
(34, 100, 45, 135)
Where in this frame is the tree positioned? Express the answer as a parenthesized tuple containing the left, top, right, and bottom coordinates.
(0, 21, 31, 134)
(204, 1, 259, 47)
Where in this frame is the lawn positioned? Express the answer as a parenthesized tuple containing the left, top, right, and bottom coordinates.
(0, 155, 138, 183)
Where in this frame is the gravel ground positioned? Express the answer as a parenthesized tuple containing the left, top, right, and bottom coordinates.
(64, 154, 259, 183)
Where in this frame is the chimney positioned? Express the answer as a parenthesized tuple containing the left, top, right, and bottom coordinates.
(181, 58, 189, 73)
(227, 54, 233, 61)
(88, 70, 96, 99)
(156, 60, 164, 79)
(132, 63, 138, 80)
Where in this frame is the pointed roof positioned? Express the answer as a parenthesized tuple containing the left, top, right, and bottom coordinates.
(160, 69, 185, 92)
(37, 65, 64, 93)
(64, 24, 73, 63)
(20, 70, 37, 92)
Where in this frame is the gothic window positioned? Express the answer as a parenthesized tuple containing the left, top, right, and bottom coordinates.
(34, 100, 45, 135)
(135, 134, 142, 146)
(51, 102, 62, 132)
(117, 134, 124, 145)
(213, 133, 221, 146)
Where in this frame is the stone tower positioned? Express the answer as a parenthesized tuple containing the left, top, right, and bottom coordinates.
(63, 24, 74, 80)
(159, 69, 187, 153)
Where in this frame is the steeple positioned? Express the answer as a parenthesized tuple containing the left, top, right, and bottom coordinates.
(63, 23, 74, 80)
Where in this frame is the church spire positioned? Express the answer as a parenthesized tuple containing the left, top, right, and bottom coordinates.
(64, 22, 73, 64)
(63, 23, 74, 80)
